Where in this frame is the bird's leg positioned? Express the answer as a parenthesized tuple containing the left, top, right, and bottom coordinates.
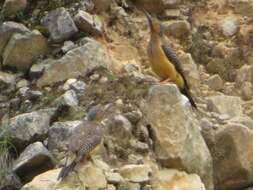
(160, 77, 173, 84)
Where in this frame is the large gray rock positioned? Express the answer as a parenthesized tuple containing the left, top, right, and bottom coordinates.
(2, 30, 47, 71)
(37, 38, 114, 87)
(0, 108, 57, 151)
(143, 84, 214, 190)
(2, 0, 27, 18)
(74, 10, 103, 35)
(48, 120, 82, 159)
(13, 142, 55, 182)
(41, 7, 78, 43)
(213, 124, 253, 190)
(0, 21, 29, 56)
(207, 95, 243, 117)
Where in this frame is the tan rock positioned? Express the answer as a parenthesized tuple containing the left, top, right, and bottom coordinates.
(213, 125, 253, 190)
(205, 74, 223, 91)
(2, 0, 27, 17)
(2, 30, 47, 71)
(236, 64, 253, 87)
(228, 0, 253, 17)
(164, 20, 191, 39)
(119, 164, 152, 183)
(207, 95, 243, 117)
(143, 84, 214, 190)
(0, 71, 16, 90)
(241, 82, 253, 100)
(154, 169, 206, 190)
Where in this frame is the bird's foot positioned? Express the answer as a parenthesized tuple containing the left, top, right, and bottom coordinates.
(160, 78, 173, 84)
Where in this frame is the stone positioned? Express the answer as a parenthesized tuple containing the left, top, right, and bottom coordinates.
(105, 171, 124, 184)
(0, 71, 16, 90)
(41, 7, 78, 43)
(48, 120, 82, 159)
(93, 0, 111, 12)
(155, 169, 206, 190)
(236, 64, 253, 87)
(62, 78, 77, 90)
(162, 0, 181, 8)
(164, 20, 191, 39)
(104, 114, 133, 147)
(205, 74, 223, 91)
(118, 182, 141, 190)
(213, 124, 253, 190)
(0, 173, 22, 190)
(2, 0, 27, 18)
(61, 41, 75, 53)
(207, 95, 243, 117)
(119, 164, 152, 183)
(218, 17, 238, 37)
(70, 80, 86, 92)
(162, 9, 181, 19)
(29, 62, 50, 79)
(226, 116, 253, 130)
(143, 84, 214, 190)
(228, 0, 253, 18)
(54, 90, 79, 109)
(123, 110, 142, 125)
(241, 82, 253, 100)
(74, 10, 103, 35)
(0, 21, 29, 56)
(2, 30, 47, 71)
(37, 38, 114, 87)
(16, 79, 29, 89)
(13, 142, 55, 182)
(0, 108, 57, 151)
(20, 169, 60, 190)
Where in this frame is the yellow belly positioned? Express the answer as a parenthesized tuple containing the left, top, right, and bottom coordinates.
(149, 46, 185, 89)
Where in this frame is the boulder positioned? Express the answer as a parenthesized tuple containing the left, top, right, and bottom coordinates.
(0, 108, 57, 151)
(37, 38, 114, 87)
(143, 84, 214, 190)
(2, 30, 47, 71)
(119, 164, 152, 183)
(41, 7, 78, 43)
(74, 10, 103, 35)
(207, 95, 243, 117)
(154, 169, 206, 190)
(213, 124, 253, 190)
(2, 0, 27, 18)
(13, 142, 55, 182)
(205, 74, 224, 91)
(0, 21, 29, 56)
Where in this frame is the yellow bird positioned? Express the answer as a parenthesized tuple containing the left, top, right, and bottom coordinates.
(143, 10, 197, 108)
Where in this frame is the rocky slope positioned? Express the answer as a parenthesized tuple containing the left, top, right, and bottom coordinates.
(0, 0, 253, 190)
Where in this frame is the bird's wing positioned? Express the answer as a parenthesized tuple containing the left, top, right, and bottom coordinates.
(161, 43, 189, 89)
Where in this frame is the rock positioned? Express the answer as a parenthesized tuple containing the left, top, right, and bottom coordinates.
(164, 20, 191, 39)
(162, 9, 181, 19)
(236, 64, 253, 87)
(123, 110, 142, 125)
(2, 0, 27, 18)
(228, 0, 253, 18)
(107, 184, 116, 190)
(16, 79, 29, 89)
(74, 10, 103, 35)
(0, 173, 22, 190)
(0, 21, 29, 56)
(207, 95, 243, 117)
(20, 169, 60, 190)
(155, 169, 206, 190)
(143, 84, 214, 190)
(29, 61, 50, 79)
(54, 90, 79, 109)
(205, 74, 223, 91)
(13, 142, 55, 182)
(0, 108, 57, 151)
(218, 17, 238, 37)
(104, 114, 133, 147)
(62, 78, 77, 90)
(241, 82, 253, 100)
(93, 0, 111, 12)
(119, 164, 152, 183)
(48, 120, 82, 159)
(70, 80, 86, 93)
(105, 171, 124, 184)
(2, 30, 47, 71)
(162, 0, 182, 8)
(0, 71, 16, 90)
(118, 182, 141, 190)
(41, 7, 78, 43)
(61, 41, 75, 53)
(227, 116, 253, 130)
(213, 124, 253, 190)
(37, 38, 114, 87)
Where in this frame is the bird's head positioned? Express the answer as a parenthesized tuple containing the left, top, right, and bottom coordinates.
(143, 9, 165, 37)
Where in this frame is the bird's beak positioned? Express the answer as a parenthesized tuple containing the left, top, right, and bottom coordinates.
(143, 9, 153, 30)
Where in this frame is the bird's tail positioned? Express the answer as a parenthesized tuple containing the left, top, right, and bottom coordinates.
(182, 88, 197, 109)
(57, 161, 77, 181)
